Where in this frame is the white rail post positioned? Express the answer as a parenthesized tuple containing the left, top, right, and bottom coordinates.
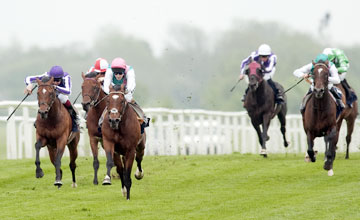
(7, 107, 17, 159)
(178, 113, 186, 155)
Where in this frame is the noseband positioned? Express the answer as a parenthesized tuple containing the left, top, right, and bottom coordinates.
(108, 91, 128, 122)
(38, 85, 56, 112)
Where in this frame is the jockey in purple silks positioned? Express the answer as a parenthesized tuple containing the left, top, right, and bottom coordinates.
(24, 65, 79, 132)
(238, 44, 284, 104)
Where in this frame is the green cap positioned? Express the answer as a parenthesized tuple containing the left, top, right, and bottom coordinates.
(314, 54, 328, 63)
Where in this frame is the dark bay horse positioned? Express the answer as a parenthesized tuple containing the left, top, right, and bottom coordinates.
(81, 72, 108, 185)
(244, 61, 289, 157)
(35, 77, 80, 187)
(303, 60, 338, 176)
(335, 83, 358, 159)
(102, 84, 146, 200)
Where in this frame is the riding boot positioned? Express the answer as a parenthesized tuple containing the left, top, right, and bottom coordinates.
(341, 79, 357, 107)
(129, 100, 150, 134)
(65, 104, 79, 132)
(330, 87, 345, 111)
(300, 88, 312, 114)
(267, 79, 284, 104)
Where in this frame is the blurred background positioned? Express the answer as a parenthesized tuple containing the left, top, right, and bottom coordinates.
(0, 0, 359, 113)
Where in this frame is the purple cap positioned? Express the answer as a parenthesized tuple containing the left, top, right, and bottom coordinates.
(48, 66, 64, 78)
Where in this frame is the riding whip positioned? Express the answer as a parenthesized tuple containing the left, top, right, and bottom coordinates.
(7, 85, 38, 121)
(230, 79, 241, 92)
(73, 92, 82, 104)
(283, 78, 304, 94)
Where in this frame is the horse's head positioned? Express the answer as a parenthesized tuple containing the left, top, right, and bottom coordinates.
(312, 60, 329, 99)
(107, 84, 127, 130)
(247, 61, 263, 91)
(81, 72, 102, 112)
(36, 77, 56, 119)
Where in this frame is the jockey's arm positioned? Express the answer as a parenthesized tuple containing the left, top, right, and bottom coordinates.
(103, 68, 113, 94)
(24, 72, 47, 94)
(329, 65, 340, 85)
(239, 53, 254, 80)
(56, 74, 71, 95)
(125, 67, 136, 92)
(293, 63, 312, 84)
(263, 55, 277, 74)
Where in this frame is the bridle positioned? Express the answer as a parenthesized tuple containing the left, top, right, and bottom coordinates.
(108, 91, 128, 122)
(82, 78, 101, 107)
(38, 84, 56, 112)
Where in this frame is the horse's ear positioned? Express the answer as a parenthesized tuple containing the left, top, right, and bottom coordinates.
(120, 84, 125, 92)
(81, 72, 85, 80)
(325, 60, 329, 66)
(49, 77, 54, 84)
(36, 78, 41, 84)
(109, 84, 113, 91)
(312, 60, 315, 66)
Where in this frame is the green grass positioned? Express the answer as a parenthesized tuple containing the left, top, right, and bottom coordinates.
(0, 153, 360, 220)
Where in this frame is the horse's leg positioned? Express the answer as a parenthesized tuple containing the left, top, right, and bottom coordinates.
(68, 134, 79, 188)
(35, 137, 46, 178)
(135, 136, 146, 180)
(54, 137, 67, 188)
(277, 110, 289, 147)
(345, 117, 355, 159)
(102, 139, 114, 185)
(89, 136, 100, 185)
(306, 132, 316, 162)
(124, 149, 136, 200)
(259, 114, 271, 157)
(324, 127, 337, 176)
(250, 119, 263, 148)
(113, 152, 125, 196)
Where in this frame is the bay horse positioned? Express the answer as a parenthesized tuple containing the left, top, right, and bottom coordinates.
(34, 77, 80, 187)
(81, 72, 108, 185)
(335, 83, 358, 159)
(102, 84, 146, 200)
(244, 61, 289, 157)
(303, 60, 338, 176)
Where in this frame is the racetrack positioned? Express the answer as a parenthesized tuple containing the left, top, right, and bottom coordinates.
(0, 153, 359, 220)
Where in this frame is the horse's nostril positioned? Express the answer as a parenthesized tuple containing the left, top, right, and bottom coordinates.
(115, 119, 120, 123)
(109, 119, 112, 123)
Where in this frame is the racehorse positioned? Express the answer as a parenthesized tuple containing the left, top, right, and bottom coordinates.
(81, 72, 108, 185)
(101, 84, 146, 200)
(34, 77, 80, 187)
(335, 84, 358, 159)
(303, 60, 338, 176)
(244, 61, 289, 157)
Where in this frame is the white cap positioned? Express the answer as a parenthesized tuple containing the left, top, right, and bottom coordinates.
(258, 44, 272, 56)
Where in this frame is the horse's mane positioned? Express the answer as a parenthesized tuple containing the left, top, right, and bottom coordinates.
(85, 72, 98, 78)
(41, 76, 51, 83)
(113, 84, 122, 91)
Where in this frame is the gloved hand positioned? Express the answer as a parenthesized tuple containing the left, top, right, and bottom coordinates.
(24, 84, 33, 94)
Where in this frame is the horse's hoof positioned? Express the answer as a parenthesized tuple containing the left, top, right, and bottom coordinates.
(93, 179, 99, 185)
(36, 169, 44, 178)
(102, 175, 111, 185)
(54, 180, 63, 187)
(284, 141, 290, 148)
(122, 186, 127, 197)
(135, 168, 144, 180)
(72, 182, 77, 188)
(260, 149, 267, 157)
(327, 169, 334, 176)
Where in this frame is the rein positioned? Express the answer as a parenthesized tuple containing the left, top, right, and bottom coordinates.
(83, 78, 102, 107)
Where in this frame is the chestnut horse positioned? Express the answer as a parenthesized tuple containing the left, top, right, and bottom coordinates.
(303, 60, 338, 176)
(244, 61, 289, 157)
(34, 77, 80, 187)
(81, 72, 108, 185)
(102, 84, 146, 200)
(335, 84, 358, 159)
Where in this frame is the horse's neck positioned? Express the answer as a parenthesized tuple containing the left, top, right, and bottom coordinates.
(248, 81, 269, 105)
(95, 90, 107, 114)
(47, 98, 63, 120)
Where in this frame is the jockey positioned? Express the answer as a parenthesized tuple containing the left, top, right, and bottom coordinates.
(322, 48, 357, 107)
(238, 44, 284, 104)
(86, 58, 109, 90)
(293, 54, 344, 113)
(101, 57, 149, 133)
(24, 66, 79, 132)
